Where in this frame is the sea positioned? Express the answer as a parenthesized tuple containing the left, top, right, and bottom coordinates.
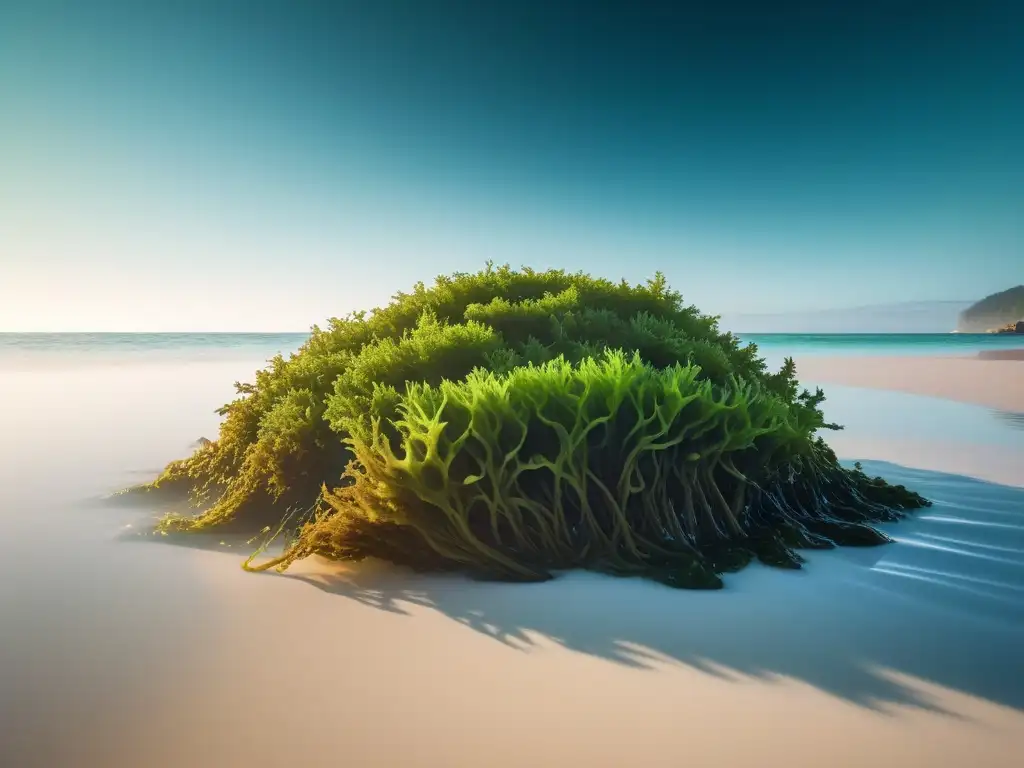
(1, 330, 1023, 369)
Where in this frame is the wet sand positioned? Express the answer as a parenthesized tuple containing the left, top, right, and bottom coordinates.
(1, 356, 1022, 767)
(795, 353, 1024, 412)
(978, 348, 1024, 362)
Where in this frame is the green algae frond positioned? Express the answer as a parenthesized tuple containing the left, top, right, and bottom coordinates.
(141, 264, 929, 588)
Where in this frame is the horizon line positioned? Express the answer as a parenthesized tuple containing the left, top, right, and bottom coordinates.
(0, 330, 983, 336)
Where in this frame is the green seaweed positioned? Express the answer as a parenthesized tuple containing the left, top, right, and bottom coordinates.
(140, 264, 929, 588)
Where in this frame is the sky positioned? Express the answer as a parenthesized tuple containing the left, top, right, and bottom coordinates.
(1, 1, 1022, 331)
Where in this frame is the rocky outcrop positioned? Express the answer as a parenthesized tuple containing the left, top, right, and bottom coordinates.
(992, 320, 1024, 334)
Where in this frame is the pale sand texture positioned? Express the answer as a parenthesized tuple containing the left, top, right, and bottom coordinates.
(1, 357, 1022, 767)
(795, 354, 1024, 412)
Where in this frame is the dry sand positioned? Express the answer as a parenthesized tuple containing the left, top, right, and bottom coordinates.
(1, 356, 1022, 767)
(795, 353, 1024, 412)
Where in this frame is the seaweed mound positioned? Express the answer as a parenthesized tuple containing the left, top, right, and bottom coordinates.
(145, 264, 928, 588)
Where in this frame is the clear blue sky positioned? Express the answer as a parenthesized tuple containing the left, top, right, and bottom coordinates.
(1, 1, 1021, 331)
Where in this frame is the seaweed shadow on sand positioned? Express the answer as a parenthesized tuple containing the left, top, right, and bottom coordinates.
(257, 462, 1024, 717)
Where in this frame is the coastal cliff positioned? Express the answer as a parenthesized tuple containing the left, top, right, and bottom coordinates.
(957, 286, 1024, 333)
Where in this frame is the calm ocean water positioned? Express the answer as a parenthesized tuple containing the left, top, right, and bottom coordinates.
(0, 332, 311, 368)
(743, 332, 1024, 356)
(1, 331, 1022, 367)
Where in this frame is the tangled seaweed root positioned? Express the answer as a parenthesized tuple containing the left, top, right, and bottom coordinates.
(242, 352, 929, 589)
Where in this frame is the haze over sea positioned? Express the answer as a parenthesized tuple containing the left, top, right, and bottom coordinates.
(3, 331, 1023, 371)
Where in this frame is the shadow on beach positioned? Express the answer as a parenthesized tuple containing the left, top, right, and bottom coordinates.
(992, 410, 1024, 431)
(132, 460, 1024, 717)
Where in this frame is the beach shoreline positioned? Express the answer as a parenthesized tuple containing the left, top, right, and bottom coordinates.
(795, 352, 1024, 413)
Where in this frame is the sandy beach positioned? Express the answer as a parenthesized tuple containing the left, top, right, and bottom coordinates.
(795, 352, 1024, 413)
(1, 352, 1023, 767)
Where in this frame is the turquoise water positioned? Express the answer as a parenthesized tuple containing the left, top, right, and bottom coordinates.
(1, 331, 1021, 366)
(0, 332, 310, 368)
(739, 332, 1024, 356)
(0, 332, 309, 356)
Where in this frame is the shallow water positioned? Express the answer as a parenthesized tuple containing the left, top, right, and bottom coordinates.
(807, 381, 1024, 452)
(0, 332, 308, 370)
(1, 348, 1022, 767)
(743, 332, 1024, 358)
